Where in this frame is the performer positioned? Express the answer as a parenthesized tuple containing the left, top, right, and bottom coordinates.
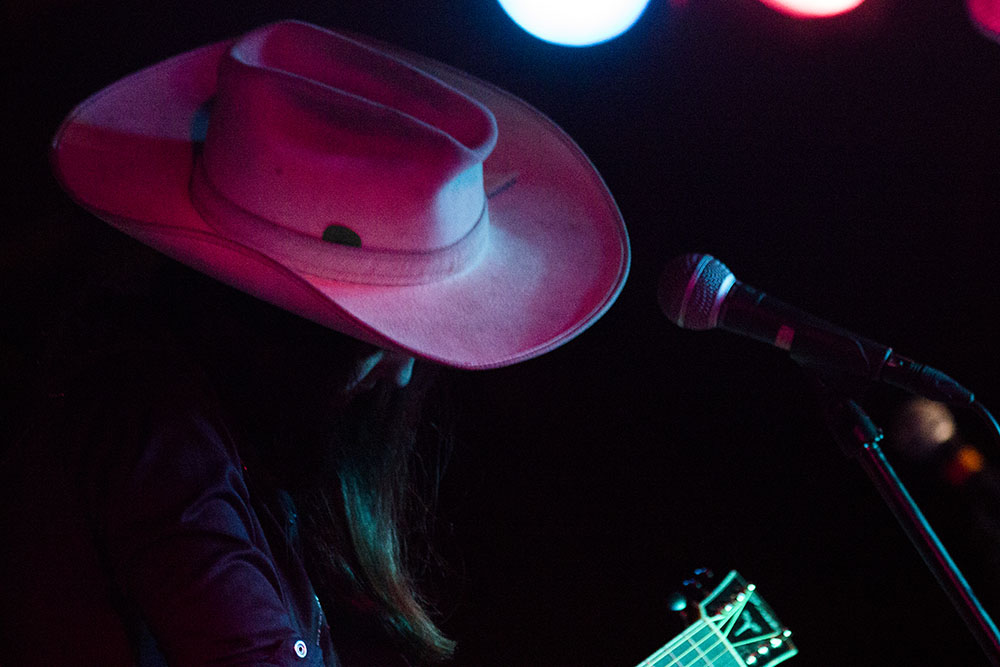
(0, 20, 629, 666)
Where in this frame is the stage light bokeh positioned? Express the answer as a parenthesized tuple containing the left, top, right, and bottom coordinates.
(496, 0, 652, 46)
(758, 0, 865, 18)
(968, 0, 1000, 39)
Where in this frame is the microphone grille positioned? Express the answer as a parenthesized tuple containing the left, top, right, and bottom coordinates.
(658, 253, 734, 330)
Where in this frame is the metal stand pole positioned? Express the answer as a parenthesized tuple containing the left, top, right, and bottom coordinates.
(820, 391, 1000, 666)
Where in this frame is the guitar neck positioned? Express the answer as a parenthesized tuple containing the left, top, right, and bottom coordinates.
(634, 571, 797, 667)
(637, 618, 744, 667)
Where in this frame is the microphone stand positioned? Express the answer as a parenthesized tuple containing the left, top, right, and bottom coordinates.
(817, 385, 1000, 665)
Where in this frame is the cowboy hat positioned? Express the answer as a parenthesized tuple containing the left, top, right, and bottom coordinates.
(51, 20, 629, 369)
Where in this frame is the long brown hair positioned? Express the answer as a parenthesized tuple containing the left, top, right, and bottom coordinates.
(27, 211, 457, 662)
(153, 262, 457, 663)
(290, 374, 456, 663)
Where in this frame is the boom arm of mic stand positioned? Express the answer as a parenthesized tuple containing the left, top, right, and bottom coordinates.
(817, 385, 1000, 665)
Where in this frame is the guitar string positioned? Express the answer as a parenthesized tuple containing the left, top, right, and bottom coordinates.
(653, 634, 736, 667)
(643, 620, 789, 667)
(636, 620, 710, 665)
(638, 621, 740, 667)
(638, 624, 707, 665)
(640, 586, 762, 667)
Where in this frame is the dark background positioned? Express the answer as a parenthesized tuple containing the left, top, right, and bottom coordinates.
(6, 0, 1000, 664)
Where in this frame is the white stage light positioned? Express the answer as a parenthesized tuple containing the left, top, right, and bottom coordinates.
(497, 0, 652, 47)
(758, 0, 865, 18)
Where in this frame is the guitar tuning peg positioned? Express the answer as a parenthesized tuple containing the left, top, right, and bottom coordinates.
(693, 567, 715, 583)
(666, 589, 697, 627)
(681, 567, 716, 598)
(666, 590, 687, 613)
(668, 568, 715, 627)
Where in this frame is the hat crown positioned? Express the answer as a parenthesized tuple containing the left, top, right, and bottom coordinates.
(52, 19, 629, 368)
(199, 21, 498, 253)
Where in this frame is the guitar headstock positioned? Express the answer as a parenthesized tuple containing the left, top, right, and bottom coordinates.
(696, 570, 797, 666)
(637, 570, 797, 667)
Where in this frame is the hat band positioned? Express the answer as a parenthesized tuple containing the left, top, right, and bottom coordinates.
(190, 160, 490, 286)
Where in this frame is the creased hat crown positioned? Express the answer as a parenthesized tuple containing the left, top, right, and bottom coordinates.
(52, 19, 629, 368)
(193, 21, 499, 283)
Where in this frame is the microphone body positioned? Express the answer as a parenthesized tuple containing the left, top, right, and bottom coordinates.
(659, 254, 973, 406)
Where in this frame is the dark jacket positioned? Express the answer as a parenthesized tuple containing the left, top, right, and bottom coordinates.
(1, 349, 339, 666)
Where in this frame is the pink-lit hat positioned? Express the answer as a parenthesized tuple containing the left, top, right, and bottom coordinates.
(52, 20, 629, 369)
(968, 0, 1000, 41)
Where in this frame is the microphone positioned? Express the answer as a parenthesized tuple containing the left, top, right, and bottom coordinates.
(658, 253, 974, 406)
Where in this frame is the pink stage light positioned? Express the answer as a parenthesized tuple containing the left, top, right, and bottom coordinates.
(757, 0, 866, 18)
(968, 0, 1000, 39)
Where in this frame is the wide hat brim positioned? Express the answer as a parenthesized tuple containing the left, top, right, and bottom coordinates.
(52, 28, 629, 369)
